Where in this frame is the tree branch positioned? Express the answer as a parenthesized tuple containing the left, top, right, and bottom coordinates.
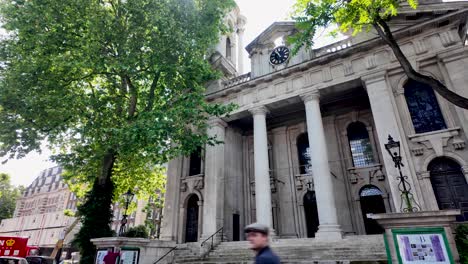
(373, 17, 468, 109)
(145, 71, 161, 112)
(125, 76, 138, 120)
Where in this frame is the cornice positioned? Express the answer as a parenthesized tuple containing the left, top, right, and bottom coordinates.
(206, 9, 468, 101)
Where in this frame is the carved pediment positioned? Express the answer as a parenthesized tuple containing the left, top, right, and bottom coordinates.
(246, 22, 296, 55)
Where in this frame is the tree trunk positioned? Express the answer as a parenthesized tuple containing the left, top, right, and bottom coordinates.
(76, 150, 116, 264)
(373, 18, 468, 109)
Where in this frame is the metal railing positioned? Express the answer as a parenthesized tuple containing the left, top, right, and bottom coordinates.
(153, 246, 177, 264)
(201, 227, 224, 250)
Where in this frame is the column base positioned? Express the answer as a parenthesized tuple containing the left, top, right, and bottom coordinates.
(314, 225, 343, 241)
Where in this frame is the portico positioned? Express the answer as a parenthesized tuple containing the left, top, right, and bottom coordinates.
(161, 0, 468, 245)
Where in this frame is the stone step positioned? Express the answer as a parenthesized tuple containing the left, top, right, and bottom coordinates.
(173, 236, 387, 264)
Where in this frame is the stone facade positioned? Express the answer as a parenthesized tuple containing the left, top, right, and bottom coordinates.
(161, 1, 468, 244)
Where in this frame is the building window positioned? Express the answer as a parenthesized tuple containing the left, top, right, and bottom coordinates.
(226, 37, 232, 60)
(297, 133, 312, 175)
(347, 122, 375, 167)
(404, 79, 446, 134)
(188, 146, 202, 176)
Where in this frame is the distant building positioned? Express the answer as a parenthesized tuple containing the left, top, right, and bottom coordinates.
(0, 166, 77, 255)
(0, 166, 151, 254)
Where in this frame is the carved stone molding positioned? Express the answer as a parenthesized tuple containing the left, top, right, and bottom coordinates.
(300, 90, 320, 103)
(180, 175, 204, 193)
(439, 31, 457, 47)
(294, 174, 314, 191)
(343, 61, 354, 76)
(180, 182, 188, 192)
(411, 147, 424, 156)
(347, 164, 384, 185)
(249, 105, 269, 116)
(452, 137, 466, 150)
(408, 127, 464, 156)
(366, 55, 377, 70)
(322, 67, 332, 82)
(416, 171, 431, 180)
(462, 166, 468, 175)
(414, 39, 428, 55)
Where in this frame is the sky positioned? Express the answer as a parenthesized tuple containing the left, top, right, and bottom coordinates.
(0, 0, 298, 187)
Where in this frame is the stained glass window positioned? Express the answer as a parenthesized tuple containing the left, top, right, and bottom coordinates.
(347, 122, 375, 167)
(404, 80, 447, 134)
(297, 133, 313, 174)
(188, 146, 202, 176)
(360, 185, 383, 197)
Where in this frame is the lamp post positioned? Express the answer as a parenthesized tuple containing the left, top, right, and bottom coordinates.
(118, 189, 135, 236)
(384, 135, 420, 212)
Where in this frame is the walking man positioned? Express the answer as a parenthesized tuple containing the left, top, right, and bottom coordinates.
(245, 223, 280, 264)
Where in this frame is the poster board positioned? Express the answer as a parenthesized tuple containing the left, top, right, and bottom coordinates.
(95, 248, 110, 264)
(391, 227, 454, 264)
(120, 248, 139, 264)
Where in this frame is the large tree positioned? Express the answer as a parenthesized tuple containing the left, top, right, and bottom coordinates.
(0, 0, 235, 263)
(0, 173, 22, 222)
(290, 0, 468, 109)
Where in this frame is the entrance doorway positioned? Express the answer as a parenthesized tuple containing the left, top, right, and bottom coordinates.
(185, 195, 199, 242)
(303, 191, 319, 238)
(429, 157, 468, 221)
(359, 185, 386, 234)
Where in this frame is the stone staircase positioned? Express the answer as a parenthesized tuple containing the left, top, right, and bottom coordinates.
(171, 235, 388, 264)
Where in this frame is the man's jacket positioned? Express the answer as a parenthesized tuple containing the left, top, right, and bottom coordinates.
(255, 246, 280, 264)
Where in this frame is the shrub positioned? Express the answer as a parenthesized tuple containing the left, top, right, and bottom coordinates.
(455, 223, 468, 264)
(123, 225, 149, 238)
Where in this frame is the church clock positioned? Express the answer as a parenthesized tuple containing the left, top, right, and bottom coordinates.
(269, 46, 290, 65)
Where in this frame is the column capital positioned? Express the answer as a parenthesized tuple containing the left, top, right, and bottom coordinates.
(208, 117, 227, 128)
(249, 106, 269, 116)
(361, 70, 387, 85)
(300, 90, 320, 103)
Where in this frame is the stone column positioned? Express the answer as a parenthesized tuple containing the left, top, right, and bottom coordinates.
(301, 91, 342, 240)
(249, 106, 273, 230)
(272, 127, 297, 237)
(363, 72, 423, 212)
(201, 118, 227, 240)
(160, 158, 182, 241)
(237, 28, 245, 74)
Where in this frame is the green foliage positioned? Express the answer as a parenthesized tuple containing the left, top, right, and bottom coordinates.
(0, 0, 235, 263)
(123, 225, 149, 238)
(456, 224, 468, 264)
(0, 173, 23, 221)
(289, 0, 418, 52)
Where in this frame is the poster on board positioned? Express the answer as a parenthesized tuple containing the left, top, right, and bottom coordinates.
(120, 249, 139, 264)
(95, 249, 109, 264)
(392, 228, 454, 264)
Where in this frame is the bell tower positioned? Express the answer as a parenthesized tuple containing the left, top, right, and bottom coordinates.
(210, 5, 247, 78)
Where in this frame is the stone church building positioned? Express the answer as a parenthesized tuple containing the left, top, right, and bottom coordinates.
(161, 0, 468, 244)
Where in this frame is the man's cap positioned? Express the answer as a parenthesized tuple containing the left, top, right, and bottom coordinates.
(244, 223, 269, 235)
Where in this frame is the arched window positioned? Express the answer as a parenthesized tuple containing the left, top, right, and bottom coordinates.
(188, 147, 202, 176)
(297, 133, 312, 174)
(347, 122, 375, 167)
(404, 79, 446, 134)
(226, 37, 232, 60)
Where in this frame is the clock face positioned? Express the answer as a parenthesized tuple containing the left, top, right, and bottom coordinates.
(269, 46, 290, 65)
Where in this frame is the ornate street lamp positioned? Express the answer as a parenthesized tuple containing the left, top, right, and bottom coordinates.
(118, 189, 135, 236)
(384, 135, 420, 212)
